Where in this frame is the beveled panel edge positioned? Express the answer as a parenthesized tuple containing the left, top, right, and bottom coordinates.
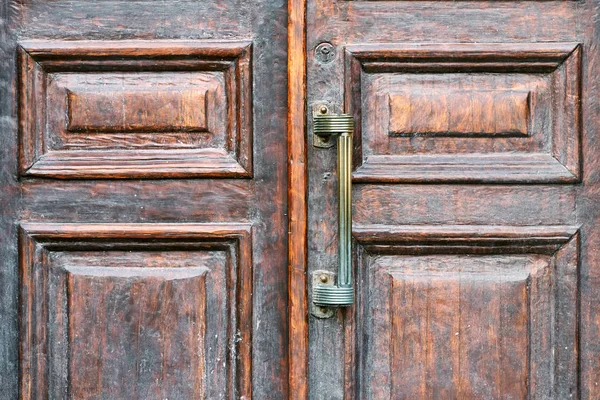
(352, 153, 578, 184)
(352, 223, 580, 254)
(18, 222, 253, 400)
(25, 149, 248, 179)
(18, 39, 251, 60)
(343, 42, 582, 183)
(17, 40, 253, 179)
(345, 42, 579, 72)
(347, 224, 580, 398)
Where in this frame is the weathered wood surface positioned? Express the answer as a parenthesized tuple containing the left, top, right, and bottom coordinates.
(1, 0, 289, 399)
(305, 0, 600, 399)
(19, 223, 253, 399)
(3, 0, 600, 398)
(18, 40, 253, 179)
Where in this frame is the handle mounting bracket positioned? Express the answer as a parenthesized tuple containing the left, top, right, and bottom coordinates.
(312, 102, 342, 148)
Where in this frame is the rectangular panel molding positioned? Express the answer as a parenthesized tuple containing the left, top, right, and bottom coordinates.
(18, 40, 253, 179)
(347, 224, 580, 399)
(19, 223, 253, 399)
(345, 43, 582, 183)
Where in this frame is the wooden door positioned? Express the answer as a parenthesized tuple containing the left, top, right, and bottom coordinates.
(0, 2, 288, 399)
(299, 0, 600, 399)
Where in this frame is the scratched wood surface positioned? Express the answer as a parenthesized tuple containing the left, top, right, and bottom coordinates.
(0, 1, 289, 399)
(305, 0, 600, 399)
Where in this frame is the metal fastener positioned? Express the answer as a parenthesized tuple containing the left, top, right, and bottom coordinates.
(315, 43, 336, 64)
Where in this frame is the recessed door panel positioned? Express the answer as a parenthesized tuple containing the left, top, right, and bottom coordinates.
(345, 43, 581, 183)
(350, 225, 579, 399)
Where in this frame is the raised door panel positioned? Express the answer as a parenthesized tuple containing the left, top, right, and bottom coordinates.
(345, 43, 581, 183)
(19, 223, 252, 399)
(18, 41, 253, 179)
(349, 226, 579, 399)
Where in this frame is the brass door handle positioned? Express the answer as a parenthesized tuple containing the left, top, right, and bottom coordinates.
(312, 113, 354, 307)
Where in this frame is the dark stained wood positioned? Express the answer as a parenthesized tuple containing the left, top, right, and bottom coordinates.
(353, 185, 578, 226)
(345, 43, 581, 184)
(349, 225, 579, 399)
(19, 223, 253, 399)
(579, 1, 600, 399)
(2, 1, 289, 399)
(0, 0, 19, 395)
(66, 87, 210, 133)
(304, 0, 600, 398)
(18, 40, 253, 179)
(4, 0, 600, 398)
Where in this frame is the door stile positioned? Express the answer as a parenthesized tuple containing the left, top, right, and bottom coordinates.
(579, 0, 600, 397)
(287, 0, 309, 399)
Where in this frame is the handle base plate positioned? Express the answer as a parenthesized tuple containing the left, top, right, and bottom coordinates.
(311, 102, 341, 148)
(311, 270, 336, 319)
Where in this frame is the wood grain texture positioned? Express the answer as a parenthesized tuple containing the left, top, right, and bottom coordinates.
(55, 72, 222, 151)
(388, 89, 530, 137)
(66, 265, 209, 399)
(353, 185, 578, 226)
(287, 0, 309, 398)
(0, 0, 20, 395)
(578, 0, 600, 398)
(21, 180, 253, 223)
(344, 43, 581, 183)
(345, 0, 576, 2)
(4, 0, 600, 398)
(18, 40, 253, 179)
(348, 225, 580, 399)
(67, 88, 209, 133)
(3, 1, 290, 399)
(19, 223, 253, 400)
(306, 1, 593, 398)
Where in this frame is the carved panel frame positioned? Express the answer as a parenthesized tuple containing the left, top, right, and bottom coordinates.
(19, 222, 253, 399)
(18, 41, 253, 179)
(345, 225, 580, 399)
(345, 43, 582, 183)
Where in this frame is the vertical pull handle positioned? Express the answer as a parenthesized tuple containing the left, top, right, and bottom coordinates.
(312, 113, 354, 307)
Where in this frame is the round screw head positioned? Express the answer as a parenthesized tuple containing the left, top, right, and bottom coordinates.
(319, 274, 329, 283)
(319, 106, 328, 114)
(315, 43, 336, 64)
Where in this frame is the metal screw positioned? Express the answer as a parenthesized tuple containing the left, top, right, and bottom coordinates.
(315, 43, 336, 64)
(319, 274, 329, 283)
(320, 106, 328, 114)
